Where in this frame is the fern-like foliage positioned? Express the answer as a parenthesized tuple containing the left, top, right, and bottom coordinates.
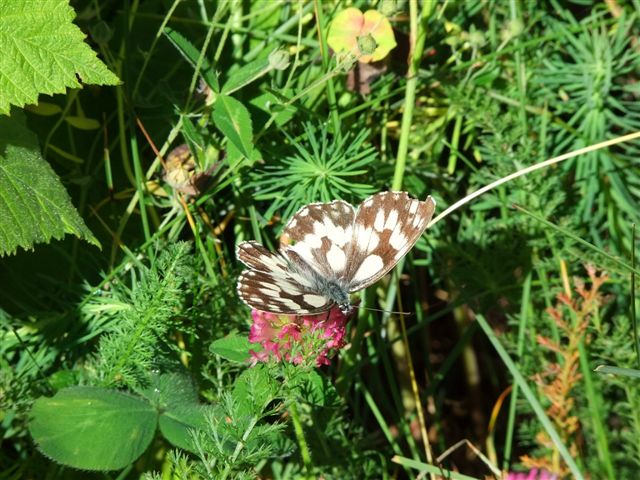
(86, 242, 194, 388)
(533, 12, 640, 252)
(248, 123, 376, 224)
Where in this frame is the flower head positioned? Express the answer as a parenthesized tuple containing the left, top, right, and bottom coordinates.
(506, 469, 558, 480)
(327, 8, 397, 64)
(248, 307, 349, 366)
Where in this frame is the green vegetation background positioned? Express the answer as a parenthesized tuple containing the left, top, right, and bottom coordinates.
(2, 0, 640, 479)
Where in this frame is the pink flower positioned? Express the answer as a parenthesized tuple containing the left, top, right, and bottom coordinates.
(505, 469, 558, 480)
(248, 307, 350, 366)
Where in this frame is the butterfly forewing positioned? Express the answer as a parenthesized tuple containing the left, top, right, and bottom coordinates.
(236, 241, 333, 314)
(280, 200, 355, 280)
(344, 192, 436, 291)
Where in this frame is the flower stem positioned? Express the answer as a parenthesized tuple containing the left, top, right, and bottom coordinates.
(289, 401, 313, 477)
(313, 0, 341, 135)
(391, 0, 433, 191)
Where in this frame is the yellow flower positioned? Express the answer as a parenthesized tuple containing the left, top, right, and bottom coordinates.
(327, 7, 397, 63)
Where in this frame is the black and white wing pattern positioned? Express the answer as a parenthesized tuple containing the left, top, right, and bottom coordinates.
(343, 191, 436, 291)
(280, 200, 356, 281)
(236, 192, 436, 315)
(236, 241, 333, 314)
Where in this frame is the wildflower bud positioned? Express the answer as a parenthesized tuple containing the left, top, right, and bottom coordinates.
(468, 29, 486, 49)
(269, 50, 290, 71)
(501, 19, 524, 42)
(357, 33, 378, 57)
(378, 0, 397, 17)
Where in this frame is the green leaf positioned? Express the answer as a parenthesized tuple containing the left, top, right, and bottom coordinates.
(233, 365, 278, 418)
(64, 115, 100, 130)
(0, 0, 120, 115)
(250, 90, 296, 128)
(289, 370, 340, 407)
(0, 112, 100, 256)
(210, 333, 254, 363)
(159, 404, 211, 453)
(213, 94, 254, 159)
(141, 372, 210, 453)
(29, 387, 157, 471)
(221, 56, 271, 94)
(595, 365, 640, 379)
(163, 27, 219, 92)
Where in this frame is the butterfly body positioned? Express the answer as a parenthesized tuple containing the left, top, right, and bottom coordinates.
(237, 192, 436, 315)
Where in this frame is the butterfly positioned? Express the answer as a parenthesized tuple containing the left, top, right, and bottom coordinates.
(236, 191, 436, 316)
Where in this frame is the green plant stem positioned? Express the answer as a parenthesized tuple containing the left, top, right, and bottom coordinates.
(313, 0, 340, 135)
(632, 224, 639, 368)
(289, 402, 313, 478)
(243, 1, 315, 61)
(446, 114, 463, 174)
(132, 0, 181, 100)
(509, 0, 528, 134)
(129, 127, 152, 246)
(391, 0, 433, 191)
(577, 340, 615, 478)
(502, 271, 532, 471)
(220, 415, 259, 480)
(475, 314, 585, 480)
(514, 204, 640, 276)
(386, 0, 436, 472)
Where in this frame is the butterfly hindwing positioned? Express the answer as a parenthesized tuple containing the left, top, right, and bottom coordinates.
(344, 192, 436, 291)
(237, 270, 333, 314)
(236, 241, 333, 314)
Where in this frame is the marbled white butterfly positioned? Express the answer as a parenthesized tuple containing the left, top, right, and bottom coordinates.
(236, 191, 436, 315)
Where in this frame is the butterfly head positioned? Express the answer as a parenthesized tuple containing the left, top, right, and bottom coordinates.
(338, 302, 354, 316)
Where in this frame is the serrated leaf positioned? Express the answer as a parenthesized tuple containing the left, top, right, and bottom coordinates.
(0, 112, 100, 256)
(29, 387, 157, 471)
(163, 27, 219, 92)
(210, 333, 253, 363)
(141, 372, 210, 453)
(289, 370, 340, 407)
(233, 365, 278, 418)
(0, 0, 120, 115)
(159, 404, 211, 453)
(250, 90, 296, 128)
(213, 94, 254, 159)
(221, 56, 271, 94)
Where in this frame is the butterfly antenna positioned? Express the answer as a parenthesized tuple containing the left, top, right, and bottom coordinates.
(359, 306, 413, 316)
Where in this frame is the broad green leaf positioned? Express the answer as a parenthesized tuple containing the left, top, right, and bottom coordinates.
(0, 112, 99, 256)
(250, 90, 296, 128)
(142, 372, 210, 453)
(221, 56, 271, 94)
(0, 0, 120, 115)
(213, 94, 254, 159)
(163, 27, 219, 92)
(159, 404, 211, 453)
(29, 387, 157, 471)
(226, 141, 262, 168)
(210, 333, 253, 363)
